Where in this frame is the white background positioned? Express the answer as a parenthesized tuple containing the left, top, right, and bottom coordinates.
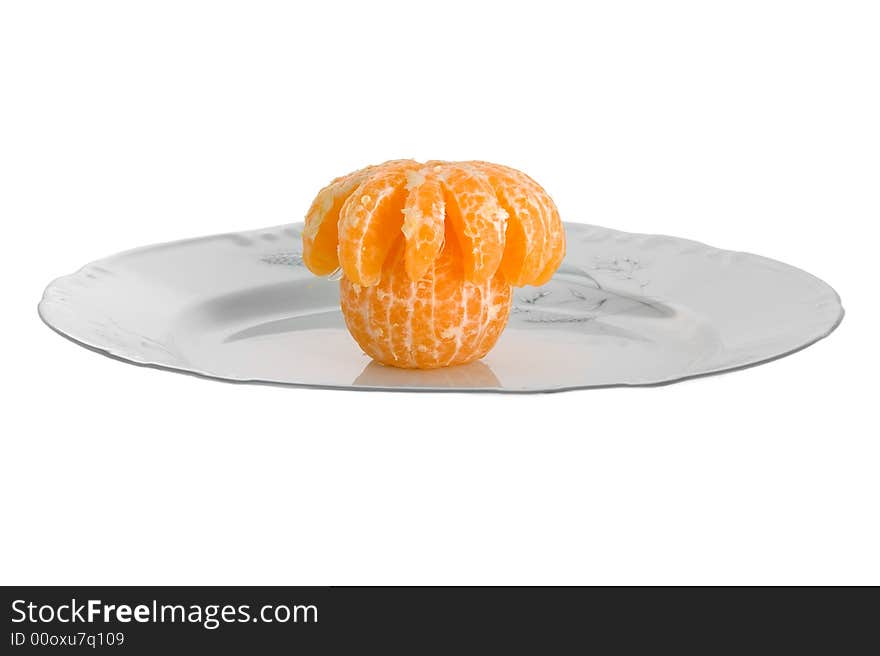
(1, 1, 877, 585)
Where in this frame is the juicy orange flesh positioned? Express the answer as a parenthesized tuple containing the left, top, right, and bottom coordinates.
(302, 189, 344, 276)
(303, 159, 564, 368)
(439, 165, 507, 285)
(402, 169, 445, 282)
(338, 162, 417, 286)
(340, 227, 512, 369)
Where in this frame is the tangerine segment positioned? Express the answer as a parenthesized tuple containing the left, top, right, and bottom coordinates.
(338, 160, 420, 286)
(533, 206, 565, 285)
(528, 179, 564, 285)
(471, 163, 548, 286)
(302, 164, 379, 276)
(340, 232, 512, 369)
(401, 168, 445, 282)
(302, 159, 415, 277)
(438, 163, 508, 285)
(496, 164, 564, 285)
(467, 161, 563, 285)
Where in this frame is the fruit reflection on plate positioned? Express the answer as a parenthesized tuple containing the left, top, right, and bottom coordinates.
(354, 360, 502, 389)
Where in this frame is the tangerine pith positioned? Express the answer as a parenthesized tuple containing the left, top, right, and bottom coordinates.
(303, 160, 565, 369)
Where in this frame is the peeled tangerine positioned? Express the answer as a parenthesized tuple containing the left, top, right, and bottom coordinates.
(302, 160, 565, 369)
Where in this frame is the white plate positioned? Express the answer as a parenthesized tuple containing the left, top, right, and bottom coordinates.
(39, 222, 843, 392)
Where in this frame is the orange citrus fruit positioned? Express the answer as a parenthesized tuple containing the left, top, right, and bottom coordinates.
(302, 159, 565, 369)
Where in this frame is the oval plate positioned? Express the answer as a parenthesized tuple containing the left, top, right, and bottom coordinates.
(39, 222, 843, 392)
